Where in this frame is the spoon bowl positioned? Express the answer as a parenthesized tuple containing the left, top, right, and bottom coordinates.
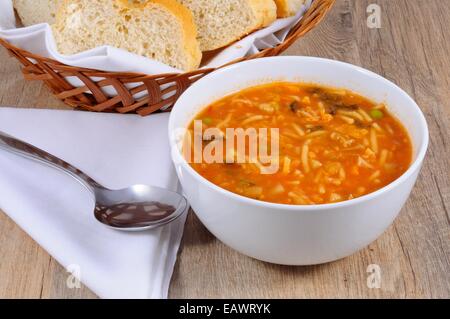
(93, 185, 187, 231)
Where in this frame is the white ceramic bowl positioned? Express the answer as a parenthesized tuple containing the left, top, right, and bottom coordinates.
(168, 57, 429, 265)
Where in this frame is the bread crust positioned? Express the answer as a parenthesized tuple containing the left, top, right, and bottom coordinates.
(274, 0, 305, 18)
(274, 0, 290, 17)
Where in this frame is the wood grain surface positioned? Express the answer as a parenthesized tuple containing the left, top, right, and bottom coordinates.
(0, 0, 449, 299)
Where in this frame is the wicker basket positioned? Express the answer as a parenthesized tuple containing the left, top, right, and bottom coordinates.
(0, 0, 334, 116)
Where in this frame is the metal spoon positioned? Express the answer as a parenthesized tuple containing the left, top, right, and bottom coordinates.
(0, 130, 187, 231)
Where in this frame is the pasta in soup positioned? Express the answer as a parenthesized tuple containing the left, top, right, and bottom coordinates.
(185, 82, 412, 205)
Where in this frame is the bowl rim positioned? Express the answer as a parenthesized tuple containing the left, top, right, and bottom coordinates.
(169, 56, 429, 211)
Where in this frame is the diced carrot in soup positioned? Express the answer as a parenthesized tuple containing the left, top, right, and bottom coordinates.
(185, 82, 413, 205)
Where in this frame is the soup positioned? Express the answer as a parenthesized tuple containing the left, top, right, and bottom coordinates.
(185, 82, 412, 205)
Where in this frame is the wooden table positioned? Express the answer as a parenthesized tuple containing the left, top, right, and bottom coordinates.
(0, 0, 449, 298)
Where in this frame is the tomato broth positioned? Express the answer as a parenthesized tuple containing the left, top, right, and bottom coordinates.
(186, 82, 412, 205)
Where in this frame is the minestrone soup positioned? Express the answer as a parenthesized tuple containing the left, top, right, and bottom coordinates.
(185, 82, 412, 205)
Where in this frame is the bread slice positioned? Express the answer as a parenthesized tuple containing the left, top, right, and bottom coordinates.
(178, 0, 277, 51)
(274, 0, 307, 18)
(52, 0, 202, 71)
(13, 0, 63, 26)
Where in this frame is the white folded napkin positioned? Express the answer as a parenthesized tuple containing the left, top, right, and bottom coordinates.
(0, 107, 187, 299)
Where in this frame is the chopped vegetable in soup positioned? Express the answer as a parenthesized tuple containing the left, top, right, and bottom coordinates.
(185, 82, 413, 205)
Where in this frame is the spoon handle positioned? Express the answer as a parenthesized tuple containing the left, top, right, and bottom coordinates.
(0, 130, 101, 194)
